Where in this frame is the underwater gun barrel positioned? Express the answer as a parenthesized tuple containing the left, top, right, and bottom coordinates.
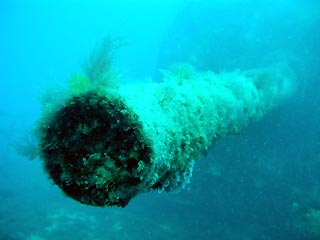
(39, 65, 294, 207)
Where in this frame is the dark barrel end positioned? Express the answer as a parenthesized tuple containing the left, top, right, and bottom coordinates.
(39, 91, 151, 207)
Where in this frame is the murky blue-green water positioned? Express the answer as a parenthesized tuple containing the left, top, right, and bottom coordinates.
(1, 0, 320, 239)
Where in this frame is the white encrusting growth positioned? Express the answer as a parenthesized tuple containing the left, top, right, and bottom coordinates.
(116, 63, 295, 193)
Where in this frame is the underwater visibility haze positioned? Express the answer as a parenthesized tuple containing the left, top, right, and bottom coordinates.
(1, 0, 320, 239)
